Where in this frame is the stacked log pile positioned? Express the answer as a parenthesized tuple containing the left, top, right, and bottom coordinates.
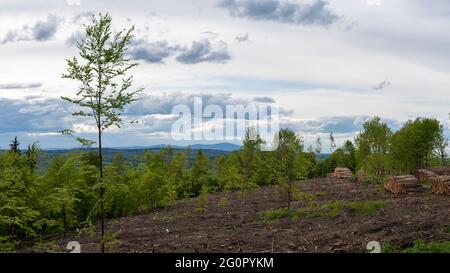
(429, 166, 450, 176)
(431, 175, 450, 195)
(384, 175, 423, 194)
(333, 167, 352, 180)
(356, 170, 366, 183)
(414, 169, 436, 181)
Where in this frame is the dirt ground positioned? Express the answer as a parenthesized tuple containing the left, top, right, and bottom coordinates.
(34, 178, 450, 253)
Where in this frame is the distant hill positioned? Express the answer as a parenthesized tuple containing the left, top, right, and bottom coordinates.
(112, 143, 242, 152)
(316, 153, 331, 161)
(4, 143, 330, 173)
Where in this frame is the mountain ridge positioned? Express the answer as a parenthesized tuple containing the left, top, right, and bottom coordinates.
(40, 143, 242, 152)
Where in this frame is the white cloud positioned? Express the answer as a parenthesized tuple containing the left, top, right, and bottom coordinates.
(66, 0, 81, 6)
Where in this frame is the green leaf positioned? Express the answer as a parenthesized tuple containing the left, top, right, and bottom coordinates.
(75, 137, 96, 147)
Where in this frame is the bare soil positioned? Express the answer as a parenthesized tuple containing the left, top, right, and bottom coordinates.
(37, 178, 450, 253)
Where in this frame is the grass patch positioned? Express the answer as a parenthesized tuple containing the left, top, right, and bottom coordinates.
(403, 241, 450, 253)
(383, 240, 450, 253)
(381, 242, 397, 253)
(161, 214, 173, 222)
(218, 197, 230, 208)
(350, 200, 386, 216)
(261, 199, 387, 223)
(314, 192, 326, 197)
(261, 207, 308, 222)
(323, 200, 345, 218)
(261, 207, 290, 223)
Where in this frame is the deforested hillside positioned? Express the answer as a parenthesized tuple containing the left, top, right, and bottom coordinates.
(23, 177, 449, 253)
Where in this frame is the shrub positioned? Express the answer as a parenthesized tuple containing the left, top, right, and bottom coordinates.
(350, 200, 386, 216)
(402, 240, 450, 253)
(323, 200, 345, 218)
(382, 240, 450, 253)
(261, 207, 290, 222)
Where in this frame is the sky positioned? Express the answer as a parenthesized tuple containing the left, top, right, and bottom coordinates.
(0, 0, 450, 150)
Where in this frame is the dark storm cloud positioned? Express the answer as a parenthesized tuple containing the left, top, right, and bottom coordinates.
(175, 39, 231, 64)
(127, 39, 181, 63)
(0, 97, 71, 133)
(0, 14, 63, 44)
(126, 37, 232, 65)
(218, 0, 341, 27)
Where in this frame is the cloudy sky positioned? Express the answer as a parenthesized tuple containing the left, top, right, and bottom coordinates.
(0, 0, 449, 150)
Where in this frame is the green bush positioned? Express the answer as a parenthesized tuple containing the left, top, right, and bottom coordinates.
(350, 200, 386, 216)
(323, 200, 345, 218)
(402, 240, 450, 253)
(261, 207, 290, 222)
(382, 240, 450, 253)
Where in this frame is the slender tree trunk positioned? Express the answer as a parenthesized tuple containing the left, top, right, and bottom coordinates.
(440, 148, 446, 166)
(62, 205, 67, 238)
(98, 129, 105, 253)
(287, 180, 292, 216)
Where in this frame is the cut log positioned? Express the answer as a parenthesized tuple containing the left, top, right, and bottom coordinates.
(414, 169, 436, 181)
(356, 170, 366, 183)
(431, 175, 450, 195)
(384, 175, 423, 194)
(333, 167, 352, 180)
(429, 166, 450, 176)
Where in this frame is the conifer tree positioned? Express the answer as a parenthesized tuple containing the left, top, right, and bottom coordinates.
(9, 136, 20, 155)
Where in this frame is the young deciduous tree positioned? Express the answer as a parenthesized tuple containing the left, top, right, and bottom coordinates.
(191, 150, 209, 196)
(274, 128, 303, 215)
(314, 136, 322, 155)
(433, 124, 448, 166)
(0, 152, 40, 249)
(60, 13, 142, 252)
(390, 118, 443, 173)
(239, 128, 263, 202)
(41, 156, 82, 237)
(342, 140, 357, 171)
(329, 132, 336, 153)
(355, 117, 392, 180)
